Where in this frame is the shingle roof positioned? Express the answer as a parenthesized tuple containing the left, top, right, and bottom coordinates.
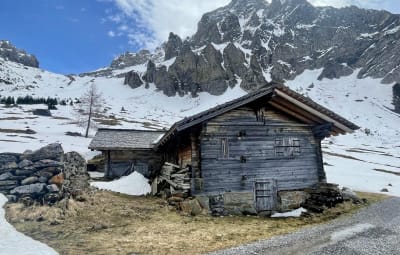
(88, 129, 164, 150)
(154, 84, 359, 148)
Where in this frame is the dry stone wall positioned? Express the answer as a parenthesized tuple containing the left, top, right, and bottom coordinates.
(0, 143, 89, 205)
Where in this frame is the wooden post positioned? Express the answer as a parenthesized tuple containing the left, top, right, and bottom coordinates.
(190, 129, 201, 195)
(105, 150, 111, 178)
(315, 140, 327, 182)
(190, 129, 200, 178)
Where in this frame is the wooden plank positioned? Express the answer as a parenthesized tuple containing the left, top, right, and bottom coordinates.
(269, 100, 315, 124)
(176, 89, 273, 131)
(274, 89, 353, 133)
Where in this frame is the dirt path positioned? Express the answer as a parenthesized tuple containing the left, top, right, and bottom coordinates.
(210, 197, 400, 255)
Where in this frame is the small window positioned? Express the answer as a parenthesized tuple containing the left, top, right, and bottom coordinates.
(274, 137, 301, 158)
(221, 138, 229, 158)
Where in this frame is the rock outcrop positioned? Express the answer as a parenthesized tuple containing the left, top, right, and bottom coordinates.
(110, 50, 152, 69)
(106, 0, 400, 98)
(124, 71, 143, 88)
(0, 144, 90, 205)
(393, 83, 400, 113)
(0, 40, 39, 68)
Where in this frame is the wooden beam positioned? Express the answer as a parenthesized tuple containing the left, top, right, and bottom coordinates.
(268, 100, 315, 125)
(274, 89, 353, 133)
(176, 89, 274, 132)
(270, 98, 323, 124)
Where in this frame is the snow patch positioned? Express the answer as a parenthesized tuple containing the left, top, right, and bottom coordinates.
(271, 208, 307, 218)
(384, 25, 400, 35)
(91, 171, 151, 196)
(0, 194, 58, 255)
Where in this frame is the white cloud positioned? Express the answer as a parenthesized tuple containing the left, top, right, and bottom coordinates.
(308, 0, 391, 10)
(108, 30, 116, 37)
(105, 0, 397, 50)
(107, 0, 230, 49)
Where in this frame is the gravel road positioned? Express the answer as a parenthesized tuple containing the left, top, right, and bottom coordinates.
(209, 197, 400, 255)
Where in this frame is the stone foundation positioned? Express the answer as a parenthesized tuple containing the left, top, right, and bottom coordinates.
(183, 185, 346, 217)
(195, 192, 256, 216)
(278, 190, 309, 212)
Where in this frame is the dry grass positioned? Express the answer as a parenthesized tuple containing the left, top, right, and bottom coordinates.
(5, 191, 388, 255)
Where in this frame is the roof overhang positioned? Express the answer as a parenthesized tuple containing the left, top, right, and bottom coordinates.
(154, 84, 359, 149)
(271, 88, 357, 134)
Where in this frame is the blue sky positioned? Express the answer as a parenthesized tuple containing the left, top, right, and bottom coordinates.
(0, 0, 136, 74)
(1, 0, 399, 74)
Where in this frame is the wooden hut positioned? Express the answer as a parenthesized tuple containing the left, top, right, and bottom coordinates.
(153, 84, 359, 214)
(89, 129, 164, 178)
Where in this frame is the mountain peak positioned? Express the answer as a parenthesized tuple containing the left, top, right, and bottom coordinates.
(0, 40, 39, 68)
(227, 0, 267, 14)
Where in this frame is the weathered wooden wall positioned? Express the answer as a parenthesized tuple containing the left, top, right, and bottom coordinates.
(198, 106, 320, 194)
(103, 149, 162, 177)
(178, 145, 192, 168)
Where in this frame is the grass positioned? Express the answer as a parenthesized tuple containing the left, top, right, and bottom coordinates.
(5, 191, 388, 255)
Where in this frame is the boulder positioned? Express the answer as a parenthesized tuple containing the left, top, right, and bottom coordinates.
(10, 183, 46, 196)
(49, 173, 64, 186)
(38, 176, 48, 183)
(33, 159, 62, 169)
(42, 166, 62, 174)
(14, 168, 35, 176)
(179, 199, 203, 216)
(341, 187, 362, 203)
(35, 170, 55, 179)
(0, 180, 18, 186)
(0, 153, 19, 165)
(0, 162, 18, 171)
(46, 184, 60, 193)
(18, 159, 33, 168)
(167, 196, 184, 206)
(30, 143, 64, 162)
(20, 150, 33, 160)
(0, 172, 14, 181)
(21, 176, 39, 185)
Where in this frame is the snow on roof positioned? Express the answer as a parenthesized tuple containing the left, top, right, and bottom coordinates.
(89, 128, 164, 151)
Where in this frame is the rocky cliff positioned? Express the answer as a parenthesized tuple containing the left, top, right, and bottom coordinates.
(113, 0, 400, 97)
(0, 40, 39, 68)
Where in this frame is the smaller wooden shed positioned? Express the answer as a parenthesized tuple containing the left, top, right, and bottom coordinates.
(88, 129, 164, 178)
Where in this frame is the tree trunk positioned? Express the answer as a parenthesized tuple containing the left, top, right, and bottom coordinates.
(85, 97, 93, 138)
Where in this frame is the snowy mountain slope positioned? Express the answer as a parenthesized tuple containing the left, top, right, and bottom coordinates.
(0, 57, 247, 158)
(1, 55, 399, 195)
(286, 69, 400, 196)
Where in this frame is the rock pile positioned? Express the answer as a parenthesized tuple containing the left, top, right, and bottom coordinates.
(303, 183, 344, 213)
(0, 143, 89, 205)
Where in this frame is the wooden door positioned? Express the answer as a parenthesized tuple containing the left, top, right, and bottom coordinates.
(254, 179, 277, 212)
